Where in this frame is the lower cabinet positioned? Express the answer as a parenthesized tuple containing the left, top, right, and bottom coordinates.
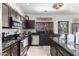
(56, 45, 72, 56)
(11, 42, 19, 56)
(50, 45, 56, 56)
(39, 35, 51, 45)
(56, 50, 63, 56)
(2, 42, 19, 56)
(50, 41, 73, 56)
(55, 47, 64, 56)
(2, 47, 11, 56)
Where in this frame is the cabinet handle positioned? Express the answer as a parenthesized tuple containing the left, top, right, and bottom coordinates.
(3, 52, 8, 56)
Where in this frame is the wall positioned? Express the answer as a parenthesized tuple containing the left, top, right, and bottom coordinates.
(24, 13, 79, 34)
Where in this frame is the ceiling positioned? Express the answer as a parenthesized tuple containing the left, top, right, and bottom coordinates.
(11, 3, 79, 15)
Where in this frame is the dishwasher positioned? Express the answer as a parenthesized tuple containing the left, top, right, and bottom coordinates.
(31, 35, 39, 45)
(20, 37, 28, 56)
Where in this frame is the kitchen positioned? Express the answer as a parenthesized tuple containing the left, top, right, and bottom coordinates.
(2, 3, 79, 56)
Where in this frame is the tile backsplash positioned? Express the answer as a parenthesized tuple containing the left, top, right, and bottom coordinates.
(2, 29, 18, 36)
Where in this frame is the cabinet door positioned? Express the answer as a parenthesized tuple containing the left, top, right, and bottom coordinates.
(22, 20, 27, 29)
(2, 4, 9, 27)
(50, 41, 72, 56)
(56, 45, 72, 56)
(50, 45, 57, 56)
(57, 51, 63, 56)
(2, 47, 11, 56)
(11, 43, 18, 56)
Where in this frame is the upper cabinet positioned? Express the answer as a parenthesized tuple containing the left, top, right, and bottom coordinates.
(2, 4, 9, 27)
(10, 8, 20, 20)
(2, 3, 32, 29)
(22, 20, 35, 29)
(2, 3, 24, 28)
(36, 22, 53, 32)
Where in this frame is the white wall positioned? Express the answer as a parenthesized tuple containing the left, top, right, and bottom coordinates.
(25, 13, 79, 34)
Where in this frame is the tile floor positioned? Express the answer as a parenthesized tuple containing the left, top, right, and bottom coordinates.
(27, 46, 51, 56)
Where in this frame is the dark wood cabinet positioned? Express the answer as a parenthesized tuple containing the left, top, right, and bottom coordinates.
(50, 41, 73, 56)
(39, 35, 51, 45)
(2, 42, 20, 56)
(2, 3, 24, 28)
(11, 42, 19, 56)
(55, 46, 64, 56)
(22, 20, 35, 29)
(50, 45, 56, 56)
(2, 47, 11, 56)
(56, 50, 63, 56)
(36, 22, 53, 32)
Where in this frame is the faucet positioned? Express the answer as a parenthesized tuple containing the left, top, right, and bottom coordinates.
(65, 33, 68, 44)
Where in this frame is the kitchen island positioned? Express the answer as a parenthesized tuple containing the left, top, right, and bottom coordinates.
(50, 37, 79, 56)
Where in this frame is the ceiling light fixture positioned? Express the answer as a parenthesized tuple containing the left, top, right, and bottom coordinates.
(53, 3, 63, 10)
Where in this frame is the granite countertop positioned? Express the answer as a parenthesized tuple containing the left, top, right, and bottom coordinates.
(2, 33, 40, 50)
(2, 40, 18, 50)
(50, 37, 79, 56)
(2, 35, 28, 50)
